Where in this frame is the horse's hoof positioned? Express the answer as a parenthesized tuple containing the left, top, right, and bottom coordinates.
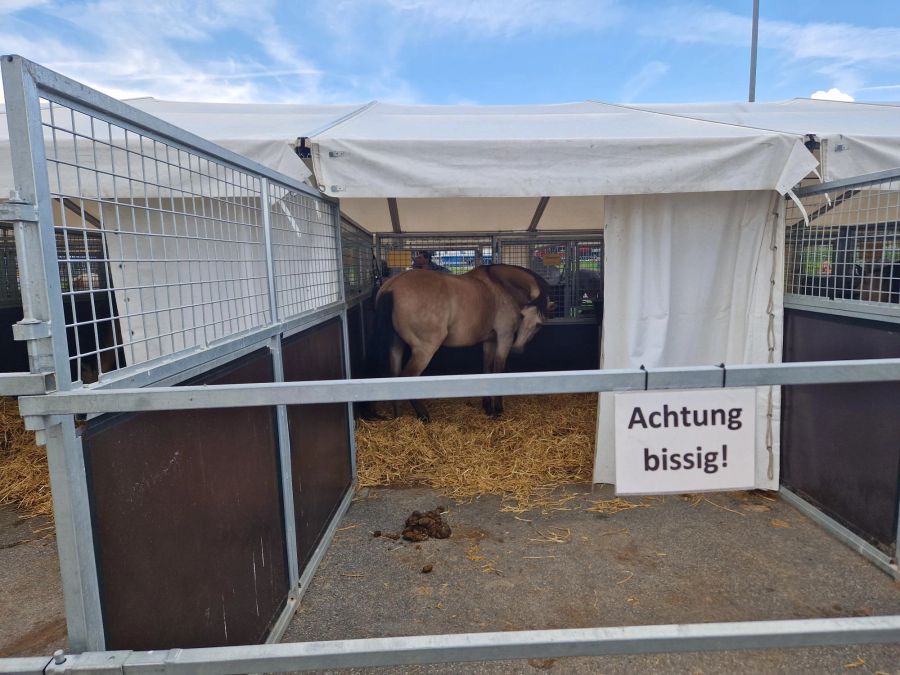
(418, 415, 431, 423)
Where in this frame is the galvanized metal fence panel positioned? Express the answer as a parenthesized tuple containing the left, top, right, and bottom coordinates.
(269, 185, 341, 320)
(340, 217, 375, 305)
(376, 232, 494, 276)
(374, 232, 603, 323)
(1, 54, 348, 653)
(785, 169, 900, 322)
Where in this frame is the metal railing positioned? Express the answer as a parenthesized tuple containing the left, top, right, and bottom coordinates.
(8, 616, 899, 674)
(9, 358, 900, 673)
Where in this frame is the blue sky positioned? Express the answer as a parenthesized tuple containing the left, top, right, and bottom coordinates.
(1, 0, 899, 105)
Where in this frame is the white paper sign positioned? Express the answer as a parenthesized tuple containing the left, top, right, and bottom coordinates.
(614, 388, 756, 495)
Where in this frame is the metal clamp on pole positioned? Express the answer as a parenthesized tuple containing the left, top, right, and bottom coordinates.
(0, 192, 38, 222)
(12, 317, 52, 341)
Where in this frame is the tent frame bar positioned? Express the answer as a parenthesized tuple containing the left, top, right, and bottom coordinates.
(794, 166, 900, 197)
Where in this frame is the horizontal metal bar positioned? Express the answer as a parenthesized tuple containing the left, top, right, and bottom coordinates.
(792, 166, 900, 196)
(0, 372, 49, 396)
(37, 616, 900, 674)
(785, 296, 900, 325)
(376, 231, 603, 241)
(779, 488, 899, 579)
(646, 365, 723, 389)
(18, 358, 900, 417)
(19, 369, 642, 415)
(725, 358, 900, 387)
(0, 656, 51, 675)
(4, 55, 329, 203)
(85, 303, 345, 392)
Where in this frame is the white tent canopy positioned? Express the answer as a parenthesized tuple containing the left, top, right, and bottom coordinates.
(624, 98, 900, 182)
(308, 101, 818, 200)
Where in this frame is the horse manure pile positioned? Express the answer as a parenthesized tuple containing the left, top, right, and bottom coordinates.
(355, 393, 597, 512)
(0, 396, 52, 521)
(402, 508, 452, 542)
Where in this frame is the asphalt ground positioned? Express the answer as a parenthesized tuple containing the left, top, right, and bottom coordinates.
(0, 506, 66, 658)
(281, 485, 900, 675)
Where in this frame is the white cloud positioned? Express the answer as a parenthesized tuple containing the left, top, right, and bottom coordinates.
(0, 0, 388, 104)
(0, 0, 48, 14)
(380, 0, 623, 36)
(810, 87, 855, 102)
(620, 61, 669, 103)
(642, 6, 900, 65)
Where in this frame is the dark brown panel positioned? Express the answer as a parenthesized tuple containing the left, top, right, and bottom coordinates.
(83, 349, 288, 650)
(782, 309, 900, 550)
(282, 318, 352, 570)
(347, 302, 365, 379)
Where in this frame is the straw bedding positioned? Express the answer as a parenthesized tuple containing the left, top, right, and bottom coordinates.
(0, 396, 52, 519)
(355, 394, 598, 512)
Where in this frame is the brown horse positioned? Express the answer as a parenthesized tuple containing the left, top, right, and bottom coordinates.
(368, 264, 555, 421)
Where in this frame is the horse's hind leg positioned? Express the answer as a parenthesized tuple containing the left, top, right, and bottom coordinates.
(401, 342, 442, 422)
(388, 334, 404, 419)
(482, 339, 497, 416)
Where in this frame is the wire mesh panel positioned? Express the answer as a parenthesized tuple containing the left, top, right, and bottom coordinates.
(785, 175, 900, 315)
(38, 99, 273, 383)
(269, 185, 340, 320)
(377, 234, 494, 277)
(0, 225, 20, 309)
(497, 236, 604, 321)
(340, 218, 375, 303)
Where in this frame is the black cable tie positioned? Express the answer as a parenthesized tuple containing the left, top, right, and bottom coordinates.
(718, 363, 726, 388)
(640, 364, 648, 390)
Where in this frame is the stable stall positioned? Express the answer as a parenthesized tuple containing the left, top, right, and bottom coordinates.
(2, 59, 899, 668)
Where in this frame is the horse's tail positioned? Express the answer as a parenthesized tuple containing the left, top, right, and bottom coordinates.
(356, 290, 396, 420)
(368, 290, 396, 378)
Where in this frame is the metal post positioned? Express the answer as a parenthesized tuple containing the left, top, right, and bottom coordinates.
(43, 421, 107, 650)
(334, 203, 358, 475)
(1, 54, 105, 651)
(261, 178, 301, 590)
(895, 491, 899, 568)
(749, 0, 760, 102)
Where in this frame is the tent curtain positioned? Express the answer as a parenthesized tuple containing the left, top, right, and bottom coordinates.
(594, 190, 784, 490)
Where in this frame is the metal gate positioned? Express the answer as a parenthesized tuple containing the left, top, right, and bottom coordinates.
(0, 55, 355, 652)
(782, 168, 900, 568)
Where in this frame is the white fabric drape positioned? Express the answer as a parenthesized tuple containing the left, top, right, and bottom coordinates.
(594, 190, 783, 490)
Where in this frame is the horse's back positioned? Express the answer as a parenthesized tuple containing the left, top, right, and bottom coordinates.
(381, 269, 497, 347)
